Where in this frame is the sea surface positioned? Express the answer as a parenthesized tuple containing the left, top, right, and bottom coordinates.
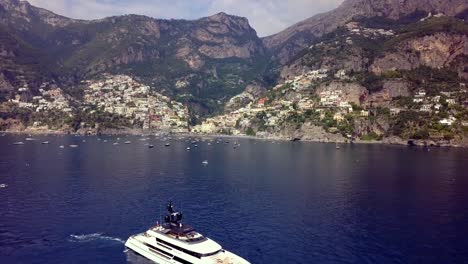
(0, 134, 467, 264)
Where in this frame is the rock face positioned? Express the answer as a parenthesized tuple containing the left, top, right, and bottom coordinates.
(316, 82, 369, 105)
(365, 80, 410, 107)
(262, 0, 468, 64)
(224, 81, 267, 112)
(294, 123, 347, 143)
(0, 1, 267, 114)
(0, 0, 76, 27)
(370, 32, 468, 78)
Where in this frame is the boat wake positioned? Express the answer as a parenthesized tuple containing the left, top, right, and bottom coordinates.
(68, 233, 124, 244)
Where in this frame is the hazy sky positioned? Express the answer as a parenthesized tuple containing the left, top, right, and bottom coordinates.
(28, 0, 344, 37)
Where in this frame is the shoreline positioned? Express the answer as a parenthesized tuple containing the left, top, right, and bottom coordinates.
(200, 133, 466, 148)
(2, 129, 466, 149)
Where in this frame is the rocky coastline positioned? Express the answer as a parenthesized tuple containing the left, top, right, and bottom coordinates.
(2, 127, 467, 149)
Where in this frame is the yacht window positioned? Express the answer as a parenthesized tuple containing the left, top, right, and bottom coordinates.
(156, 238, 218, 258)
(173, 256, 194, 264)
(143, 242, 172, 258)
(200, 249, 222, 257)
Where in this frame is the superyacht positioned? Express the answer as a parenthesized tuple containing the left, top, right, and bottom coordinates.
(125, 202, 250, 264)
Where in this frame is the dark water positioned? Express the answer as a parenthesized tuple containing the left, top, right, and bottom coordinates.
(0, 135, 467, 264)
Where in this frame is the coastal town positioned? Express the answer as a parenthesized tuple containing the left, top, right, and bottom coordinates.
(1, 69, 467, 145)
(193, 68, 468, 142)
(8, 82, 74, 115)
(82, 74, 189, 132)
(2, 74, 190, 133)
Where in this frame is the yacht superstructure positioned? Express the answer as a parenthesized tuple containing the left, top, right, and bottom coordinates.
(125, 202, 250, 264)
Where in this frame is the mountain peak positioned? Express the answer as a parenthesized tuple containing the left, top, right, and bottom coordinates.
(211, 12, 229, 18)
(204, 12, 248, 23)
(200, 11, 255, 35)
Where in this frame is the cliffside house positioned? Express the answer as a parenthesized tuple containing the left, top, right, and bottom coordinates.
(360, 110, 370, 117)
(439, 116, 456, 126)
(257, 98, 268, 107)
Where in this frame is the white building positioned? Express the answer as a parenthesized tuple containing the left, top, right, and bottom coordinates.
(439, 116, 456, 126)
(360, 110, 370, 117)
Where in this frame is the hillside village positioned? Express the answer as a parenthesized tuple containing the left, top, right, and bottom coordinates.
(190, 15, 468, 145)
(0, 74, 190, 133)
(83, 75, 189, 132)
(3, 67, 466, 144)
(193, 68, 468, 144)
(9, 84, 73, 114)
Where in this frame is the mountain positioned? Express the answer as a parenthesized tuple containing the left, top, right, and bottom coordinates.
(263, 0, 468, 64)
(0, 0, 268, 115)
(194, 7, 468, 146)
(1, 0, 468, 145)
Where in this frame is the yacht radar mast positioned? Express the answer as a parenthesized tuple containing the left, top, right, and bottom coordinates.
(164, 201, 183, 226)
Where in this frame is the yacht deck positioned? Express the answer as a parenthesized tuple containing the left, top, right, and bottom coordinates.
(151, 225, 206, 243)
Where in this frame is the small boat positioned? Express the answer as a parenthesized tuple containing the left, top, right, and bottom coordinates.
(41, 141, 50, 145)
(148, 145, 154, 149)
(0, 184, 7, 188)
(202, 160, 209, 165)
(186, 147, 191, 150)
(124, 141, 131, 144)
(335, 144, 340, 149)
(59, 145, 65, 149)
(82, 140, 86, 143)
(69, 145, 78, 148)
(13, 142, 25, 145)
(25, 137, 35, 141)
(103, 140, 108, 143)
(194, 144, 198, 148)
(113, 142, 119, 145)
(165, 143, 171, 147)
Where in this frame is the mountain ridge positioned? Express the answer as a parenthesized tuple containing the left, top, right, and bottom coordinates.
(262, 0, 468, 64)
(0, 0, 268, 115)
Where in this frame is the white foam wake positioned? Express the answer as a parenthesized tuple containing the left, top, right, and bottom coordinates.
(69, 233, 125, 244)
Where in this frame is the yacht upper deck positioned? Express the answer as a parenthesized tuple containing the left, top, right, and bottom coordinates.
(151, 224, 207, 243)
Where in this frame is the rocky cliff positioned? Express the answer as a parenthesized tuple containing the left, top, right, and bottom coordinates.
(263, 0, 468, 64)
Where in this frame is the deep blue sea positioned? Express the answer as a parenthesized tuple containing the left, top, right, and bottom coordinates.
(0, 134, 467, 264)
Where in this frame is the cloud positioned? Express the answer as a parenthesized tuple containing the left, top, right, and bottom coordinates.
(27, 0, 344, 36)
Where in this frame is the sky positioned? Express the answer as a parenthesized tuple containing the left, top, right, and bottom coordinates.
(27, 0, 344, 37)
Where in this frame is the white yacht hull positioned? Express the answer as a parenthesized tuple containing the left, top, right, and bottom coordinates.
(125, 234, 250, 264)
(126, 235, 174, 264)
